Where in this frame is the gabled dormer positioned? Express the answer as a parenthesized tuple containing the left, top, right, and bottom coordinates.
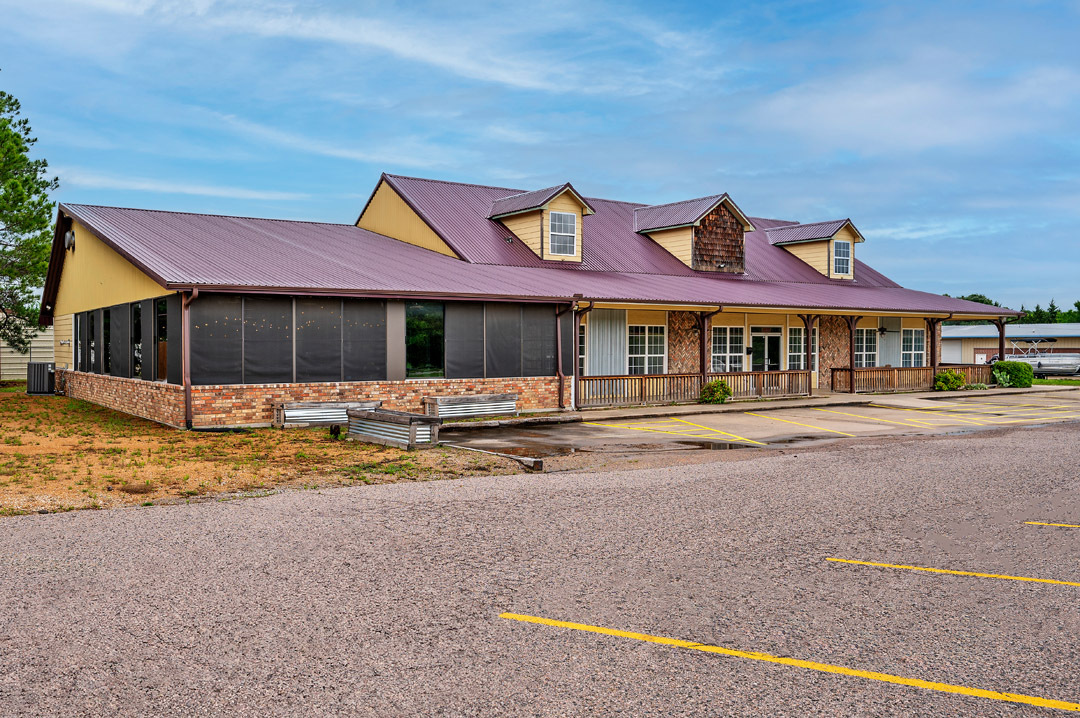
(766, 219, 864, 280)
(489, 183, 595, 263)
(634, 194, 755, 273)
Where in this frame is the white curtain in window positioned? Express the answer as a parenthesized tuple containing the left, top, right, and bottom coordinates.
(586, 309, 627, 375)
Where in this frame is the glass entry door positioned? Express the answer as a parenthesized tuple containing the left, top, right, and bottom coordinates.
(750, 327, 782, 371)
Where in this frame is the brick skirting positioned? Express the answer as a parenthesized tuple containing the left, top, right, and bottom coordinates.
(57, 370, 568, 427)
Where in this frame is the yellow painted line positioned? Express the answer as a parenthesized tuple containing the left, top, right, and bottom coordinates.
(868, 404, 987, 426)
(810, 408, 931, 429)
(744, 412, 855, 437)
(672, 418, 768, 445)
(1025, 521, 1080, 528)
(974, 413, 1080, 425)
(582, 421, 766, 446)
(826, 557, 1080, 588)
(499, 612, 1080, 713)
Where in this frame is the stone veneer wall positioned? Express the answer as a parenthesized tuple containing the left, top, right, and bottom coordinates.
(818, 316, 850, 388)
(58, 370, 187, 427)
(56, 371, 568, 427)
(666, 311, 701, 373)
(692, 204, 744, 274)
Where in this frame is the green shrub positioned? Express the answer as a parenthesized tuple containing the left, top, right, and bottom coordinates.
(992, 361, 1033, 388)
(700, 379, 733, 404)
(962, 383, 989, 390)
(933, 369, 966, 391)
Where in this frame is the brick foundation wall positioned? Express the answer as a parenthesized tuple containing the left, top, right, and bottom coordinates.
(667, 312, 700, 373)
(57, 370, 186, 427)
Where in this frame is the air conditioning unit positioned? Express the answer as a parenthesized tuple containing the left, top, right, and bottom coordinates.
(26, 362, 55, 396)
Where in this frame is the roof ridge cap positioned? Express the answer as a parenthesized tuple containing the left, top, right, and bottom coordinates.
(384, 173, 523, 194)
(633, 193, 727, 213)
(61, 203, 349, 227)
(766, 218, 851, 232)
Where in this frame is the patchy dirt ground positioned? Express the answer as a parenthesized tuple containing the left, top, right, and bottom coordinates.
(0, 384, 522, 515)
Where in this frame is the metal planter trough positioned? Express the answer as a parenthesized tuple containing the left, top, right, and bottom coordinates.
(272, 401, 382, 428)
(422, 393, 518, 419)
(346, 408, 441, 450)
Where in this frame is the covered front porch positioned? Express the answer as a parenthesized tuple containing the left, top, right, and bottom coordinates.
(571, 304, 1006, 408)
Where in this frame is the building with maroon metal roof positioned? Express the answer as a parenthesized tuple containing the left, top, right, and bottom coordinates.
(39, 173, 1019, 427)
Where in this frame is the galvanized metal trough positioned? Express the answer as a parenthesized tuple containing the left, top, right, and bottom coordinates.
(346, 408, 441, 450)
(273, 401, 381, 428)
(422, 393, 518, 419)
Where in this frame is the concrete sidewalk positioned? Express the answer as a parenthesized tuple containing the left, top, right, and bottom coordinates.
(442, 384, 1080, 431)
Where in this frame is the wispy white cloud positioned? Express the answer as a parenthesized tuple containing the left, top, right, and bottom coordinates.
(57, 167, 308, 200)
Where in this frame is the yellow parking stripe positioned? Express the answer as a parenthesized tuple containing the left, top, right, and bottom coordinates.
(1025, 521, 1080, 528)
(827, 557, 1080, 588)
(583, 420, 766, 446)
(868, 404, 986, 426)
(744, 412, 855, 437)
(499, 612, 1080, 713)
(672, 418, 768, 445)
(810, 408, 930, 428)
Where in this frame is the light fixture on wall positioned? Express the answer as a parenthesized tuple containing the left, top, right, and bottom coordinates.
(878, 326, 889, 336)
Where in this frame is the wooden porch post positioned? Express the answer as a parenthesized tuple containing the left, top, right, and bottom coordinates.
(845, 315, 862, 394)
(925, 318, 941, 371)
(994, 317, 1006, 363)
(798, 313, 818, 396)
(699, 308, 722, 390)
(572, 303, 593, 410)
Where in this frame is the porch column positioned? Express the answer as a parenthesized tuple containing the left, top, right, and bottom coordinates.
(925, 318, 941, 370)
(572, 304, 593, 410)
(798, 313, 818, 396)
(844, 315, 862, 394)
(699, 309, 722, 387)
(994, 317, 1006, 363)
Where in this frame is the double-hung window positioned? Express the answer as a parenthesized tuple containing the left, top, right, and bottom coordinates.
(549, 212, 576, 256)
(628, 325, 665, 374)
(578, 324, 586, 376)
(787, 326, 818, 370)
(833, 240, 851, 275)
(854, 328, 878, 368)
(902, 329, 926, 367)
(711, 326, 744, 372)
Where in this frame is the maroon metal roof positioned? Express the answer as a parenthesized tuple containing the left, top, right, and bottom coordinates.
(487, 182, 595, 219)
(46, 202, 1017, 318)
(766, 219, 856, 245)
(633, 194, 729, 232)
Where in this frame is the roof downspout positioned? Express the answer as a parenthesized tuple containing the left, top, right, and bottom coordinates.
(182, 288, 199, 429)
(555, 303, 573, 409)
(572, 301, 594, 411)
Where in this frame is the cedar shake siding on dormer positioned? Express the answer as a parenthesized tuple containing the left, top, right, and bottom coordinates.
(692, 203, 744, 274)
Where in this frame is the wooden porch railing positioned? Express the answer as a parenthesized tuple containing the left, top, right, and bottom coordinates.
(576, 370, 811, 409)
(831, 364, 993, 393)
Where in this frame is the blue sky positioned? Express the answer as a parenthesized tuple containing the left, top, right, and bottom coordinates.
(3, 0, 1078, 310)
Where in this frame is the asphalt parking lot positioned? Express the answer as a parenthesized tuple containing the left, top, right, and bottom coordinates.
(2, 418, 1080, 716)
(443, 390, 1080, 462)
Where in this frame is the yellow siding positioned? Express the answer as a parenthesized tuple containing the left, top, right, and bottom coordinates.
(627, 309, 666, 325)
(500, 210, 543, 257)
(784, 240, 830, 276)
(53, 314, 73, 368)
(902, 317, 926, 330)
(834, 225, 862, 243)
(856, 316, 879, 329)
(645, 227, 692, 265)
(356, 180, 458, 257)
(710, 311, 745, 326)
(543, 193, 584, 262)
(53, 220, 171, 317)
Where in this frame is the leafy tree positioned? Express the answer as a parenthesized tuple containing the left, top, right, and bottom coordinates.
(1061, 301, 1080, 324)
(943, 293, 1001, 325)
(1, 81, 57, 352)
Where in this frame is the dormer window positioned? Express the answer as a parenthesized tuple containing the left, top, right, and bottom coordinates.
(549, 212, 577, 256)
(833, 240, 851, 275)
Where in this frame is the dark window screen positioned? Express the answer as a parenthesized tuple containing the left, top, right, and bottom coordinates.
(445, 302, 485, 379)
(296, 298, 343, 383)
(77, 313, 88, 372)
(109, 304, 130, 378)
(90, 309, 101, 374)
(191, 294, 243, 385)
(485, 303, 521, 378)
(131, 303, 142, 379)
(521, 304, 556, 377)
(102, 309, 112, 374)
(560, 309, 574, 375)
(343, 299, 386, 381)
(141, 299, 155, 380)
(243, 296, 293, 384)
(405, 301, 444, 378)
(166, 294, 182, 385)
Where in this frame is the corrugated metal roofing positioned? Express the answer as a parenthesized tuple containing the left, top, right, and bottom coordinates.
(765, 219, 853, 245)
(53, 203, 1016, 317)
(943, 323, 1080, 339)
(489, 184, 568, 218)
(633, 194, 728, 232)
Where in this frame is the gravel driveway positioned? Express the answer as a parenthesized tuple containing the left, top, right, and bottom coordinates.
(2, 423, 1079, 716)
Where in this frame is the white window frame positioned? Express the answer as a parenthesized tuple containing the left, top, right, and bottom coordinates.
(710, 325, 745, 372)
(577, 323, 586, 376)
(902, 328, 926, 367)
(787, 326, 818, 371)
(549, 211, 577, 256)
(854, 328, 878, 368)
(628, 324, 666, 375)
(833, 239, 851, 275)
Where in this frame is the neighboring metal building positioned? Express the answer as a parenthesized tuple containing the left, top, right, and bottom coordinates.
(942, 323, 1080, 364)
(0, 327, 55, 381)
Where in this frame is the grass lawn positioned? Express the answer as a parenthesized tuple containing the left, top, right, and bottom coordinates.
(1033, 377, 1080, 386)
(0, 384, 521, 515)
